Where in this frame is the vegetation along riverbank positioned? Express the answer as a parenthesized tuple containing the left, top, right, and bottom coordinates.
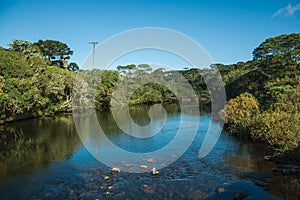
(1, 33, 300, 162)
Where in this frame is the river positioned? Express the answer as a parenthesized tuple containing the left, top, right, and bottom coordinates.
(0, 104, 299, 199)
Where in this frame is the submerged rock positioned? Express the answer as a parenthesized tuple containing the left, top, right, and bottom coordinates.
(218, 187, 225, 193)
(125, 164, 133, 168)
(151, 167, 159, 175)
(146, 158, 155, 163)
(111, 167, 121, 173)
(233, 190, 247, 200)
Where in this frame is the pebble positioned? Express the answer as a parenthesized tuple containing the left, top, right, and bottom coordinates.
(111, 167, 121, 173)
(103, 176, 110, 180)
(125, 164, 133, 167)
(146, 158, 155, 163)
(151, 167, 159, 175)
(218, 187, 225, 193)
(140, 165, 148, 169)
(108, 186, 113, 190)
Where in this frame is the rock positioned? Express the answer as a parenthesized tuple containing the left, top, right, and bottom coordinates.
(151, 167, 159, 175)
(103, 176, 110, 180)
(233, 190, 247, 200)
(263, 155, 272, 161)
(111, 167, 121, 173)
(218, 187, 225, 193)
(142, 184, 148, 188)
(108, 186, 113, 190)
(140, 165, 148, 169)
(125, 164, 133, 167)
(146, 158, 155, 163)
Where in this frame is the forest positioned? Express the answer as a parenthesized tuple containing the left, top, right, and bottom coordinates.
(0, 33, 300, 158)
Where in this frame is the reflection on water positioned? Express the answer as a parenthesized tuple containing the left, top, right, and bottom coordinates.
(0, 104, 299, 199)
(225, 141, 276, 172)
(0, 115, 81, 180)
(266, 175, 300, 200)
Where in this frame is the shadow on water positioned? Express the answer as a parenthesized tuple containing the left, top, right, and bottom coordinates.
(0, 104, 299, 199)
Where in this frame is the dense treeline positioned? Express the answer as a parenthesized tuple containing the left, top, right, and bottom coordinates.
(1, 33, 300, 157)
(0, 47, 74, 122)
(0, 41, 210, 124)
(219, 33, 300, 155)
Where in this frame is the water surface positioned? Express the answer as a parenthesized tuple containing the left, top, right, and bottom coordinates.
(0, 104, 299, 199)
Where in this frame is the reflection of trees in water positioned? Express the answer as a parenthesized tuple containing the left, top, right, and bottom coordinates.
(225, 141, 300, 200)
(225, 141, 276, 171)
(266, 175, 300, 200)
(0, 115, 80, 180)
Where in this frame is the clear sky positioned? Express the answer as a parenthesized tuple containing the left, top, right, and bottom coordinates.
(1, 0, 300, 69)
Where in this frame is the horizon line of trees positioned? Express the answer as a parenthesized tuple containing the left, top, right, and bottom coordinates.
(1, 32, 300, 156)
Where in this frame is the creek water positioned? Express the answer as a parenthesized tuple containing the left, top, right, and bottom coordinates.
(0, 104, 299, 199)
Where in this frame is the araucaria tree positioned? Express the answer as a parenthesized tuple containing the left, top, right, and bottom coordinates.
(34, 39, 73, 69)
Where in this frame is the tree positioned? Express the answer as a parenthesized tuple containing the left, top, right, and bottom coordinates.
(253, 33, 300, 62)
(34, 39, 73, 67)
(116, 64, 136, 74)
(68, 62, 79, 72)
(137, 64, 152, 72)
(8, 39, 42, 60)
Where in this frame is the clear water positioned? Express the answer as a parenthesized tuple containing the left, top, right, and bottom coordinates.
(0, 104, 299, 199)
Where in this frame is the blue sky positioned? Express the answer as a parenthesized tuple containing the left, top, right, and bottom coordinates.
(1, 0, 300, 69)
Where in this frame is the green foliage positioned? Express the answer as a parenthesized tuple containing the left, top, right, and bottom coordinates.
(224, 94, 259, 124)
(223, 32, 300, 153)
(68, 62, 79, 72)
(116, 64, 137, 74)
(222, 93, 259, 136)
(130, 84, 164, 105)
(253, 33, 300, 62)
(2, 33, 300, 156)
(0, 47, 33, 78)
(250, 111, 300, 152)
(0, 76, 3, 96)
(95, 70, 119, 107)
(33, 39, 73, 67)
(8, 39, 42, 60)
(0, 47, 74, 120)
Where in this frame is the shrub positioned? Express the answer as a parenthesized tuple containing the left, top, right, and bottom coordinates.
(225, 93, 259, 124)
(250, 111, 300, 152)
(221, 93, 259, 136)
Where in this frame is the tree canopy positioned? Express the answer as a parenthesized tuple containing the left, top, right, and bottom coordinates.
(253, 33, 300, 62)
(8, 39, 42, 60)
(68, 62, 80, 72)
(116, 64, 137, 73)
(34, 39, 73, 61)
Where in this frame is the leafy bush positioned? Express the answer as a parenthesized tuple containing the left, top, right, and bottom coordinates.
(221, 93, 259, 136)
(250, 111, 300, 152)
(224, 93, 259, 124)
(0, 47, 75, 120)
